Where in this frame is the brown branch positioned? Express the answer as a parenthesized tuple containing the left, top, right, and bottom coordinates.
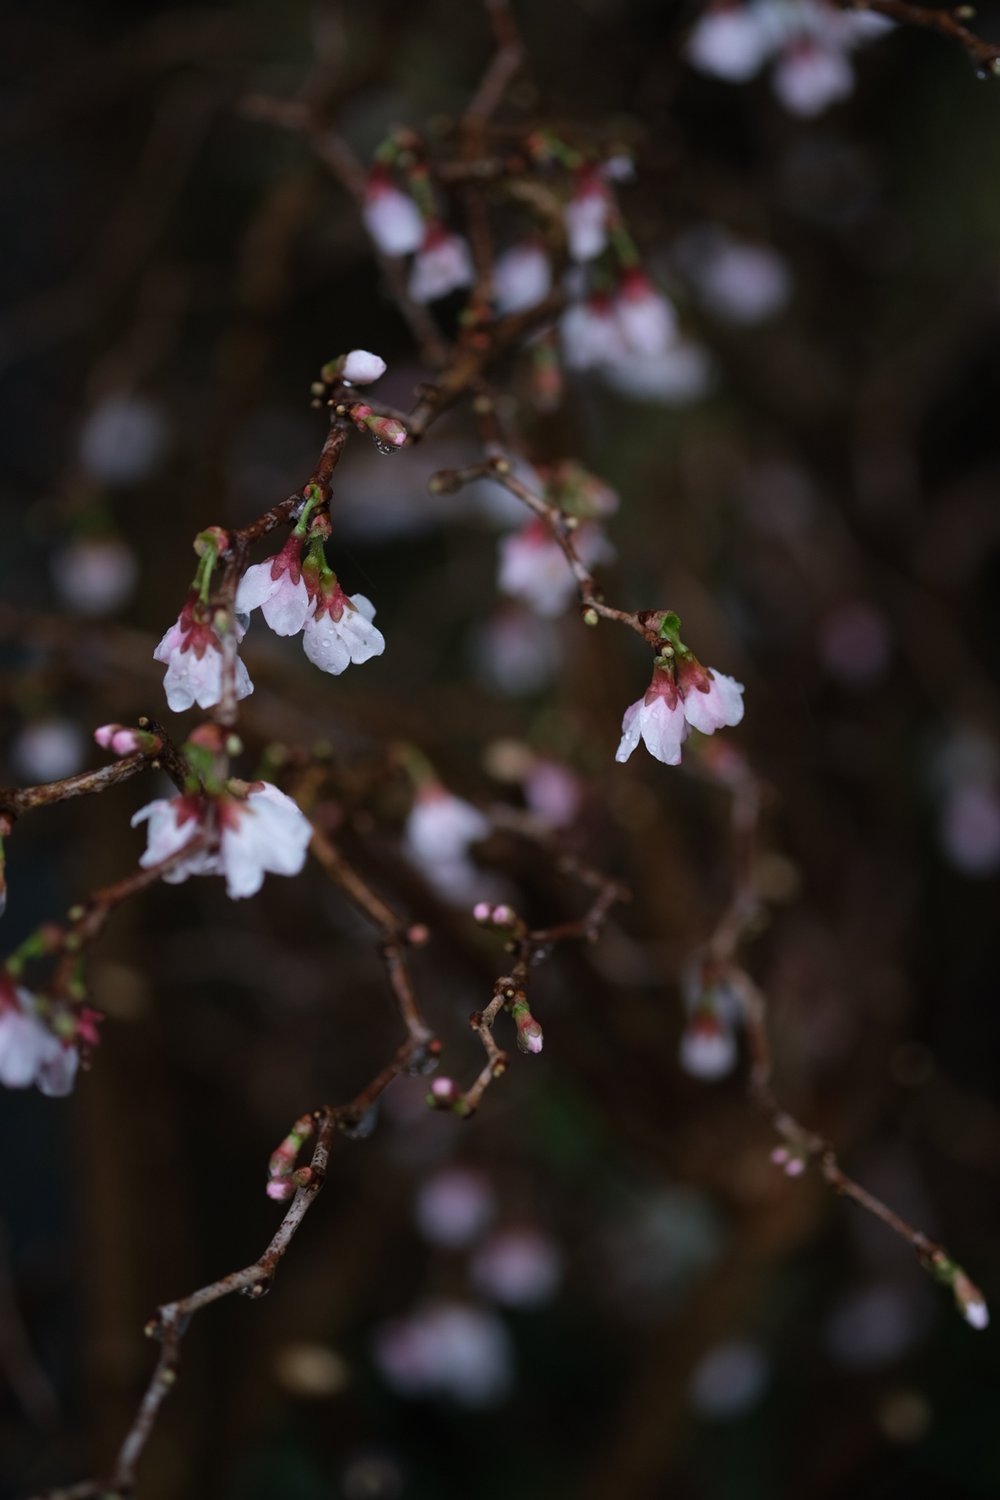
(0, 754, 150, 820)
(844, 0, 1000, 69)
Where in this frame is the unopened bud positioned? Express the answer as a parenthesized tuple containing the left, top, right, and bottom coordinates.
(342, 349, 387, 385)
(427, 1076, 461, 1109)
(510, 998, 544, 1055)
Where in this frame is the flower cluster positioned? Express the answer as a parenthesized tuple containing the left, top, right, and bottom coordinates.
(0, 977, 91, 1097)
(362, 166, 473, 304)
(686, 0, 891, 116)
(133, 781, 313, 901)
(154, 596, 253, 715)
(617, 650, 745, 768)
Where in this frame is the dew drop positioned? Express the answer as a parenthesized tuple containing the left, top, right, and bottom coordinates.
(372, 436, 399, 457)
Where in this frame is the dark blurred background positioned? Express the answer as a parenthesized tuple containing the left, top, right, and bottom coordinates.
(2, 1, 1000, 1496)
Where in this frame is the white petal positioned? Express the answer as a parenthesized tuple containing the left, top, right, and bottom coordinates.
(302, 615, 352, 675)
(615, 699, 644, 763)
(261, 577, 311, 636)
(36, 1038, 79, 1097)
(235, 563, 278, 615)
(340, 611, 386, 664)
(640, 698, 687, 765)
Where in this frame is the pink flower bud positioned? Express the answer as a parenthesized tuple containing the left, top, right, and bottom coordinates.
(473, 902, 493, 923)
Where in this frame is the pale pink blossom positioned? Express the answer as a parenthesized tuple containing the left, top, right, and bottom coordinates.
(302, 588, 385, 675)
(676, 657, 746, 736)
(602, 342, 712, 404)
(132, 782, 312, 900)
(236, 537, 311, 637)
(154, 599, 253, 713)
(679, 1013, 738, 1079)
(498, 518, 612, 618)
(493, 243, 553, 315)
(772, 38, 854, 114)
(408, 225, 474, 303)
(560, 296, 626, 370)
(11, 720, 86, 783)
(78, 393, 168, 485)
(616, 670, 689, 766)
(415, 1168, 494, 1248)
(678, 229, 792, 324)
(362, 172, 425, 256)
(0, 982, 79, 1097)
(471, 1228, 562, 1307)
(686, 3, 772, 80)
(406, 788, 489, 866)
(614, 270, 678, 358)
(341, 349, 387, 385)
(51, 536, 138, 615)
(94, 724, 145, 757)
(564, 168, 612, 261)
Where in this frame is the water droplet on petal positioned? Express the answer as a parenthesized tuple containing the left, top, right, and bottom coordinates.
(372, 436, 399, 456)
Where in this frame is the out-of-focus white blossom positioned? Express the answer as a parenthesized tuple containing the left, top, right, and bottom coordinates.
(818, 600, 892, 685)
(78, 393, 168, 485)
(690, 1341, 769, 1417)
(678, 1012, 739, 1079)
(373, 1300, 513, 1406)
(471, 1228, 562, 1307)
(773, 38, 854, 114)
(408, 226, 474, 303)
(415, 1168, 494, 1248)
(405, 786, 490, 903)
(498, 518, 613, 618)
(564, 168, 613, 261)
(10, 719, 86, 783)
(362, 172, 425, 256)
(493, 243, 553, 315)
(471, 608, 562, 696)
(614, 270, 678, 358)
(677, 228, 792, 325)
(51, 537, 138, 615)
(0, 981, 79, 1097)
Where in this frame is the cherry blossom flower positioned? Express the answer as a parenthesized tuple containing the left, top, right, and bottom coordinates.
(686, 2, 772, 80)
(415, 1168, 495, 1247)
(51, 536, 138, 615)
(772, 37, 854, 115)
(0, 980, 79, 1097)
(471, 1228, 562, 1307)
(613, 270, 678, 358)
(498, 518, 613, 618)
(679, 1011, 738, 1079)
(373, 1300, 513, 1406)
(493, 242, 552, 315)
(236, 536, 311, 637)
(132, 782, 312, 901)
(560, 295, 626, 371)
(616, 659, 745, 766)
(408, 224, 474, 303)
(362, 170, 425, 256)
(616, 668, 689, 766)
(675, 656, 746, 736)
(78, 393, 168, 485)
(676, 228, 792, 325)
(154, 598, 253, 713)
(11, 720, 86, 783)
(564, 167, 613, 261)
(405, 785, 491, 902)
(302, 585, 385, 675)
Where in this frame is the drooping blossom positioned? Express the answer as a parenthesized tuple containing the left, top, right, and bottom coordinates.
(493, 242, 553, 315)
(132, 782, 312, 900)
(686, 2, 772, 79)
(236, 536, 311, 637)
(362, 169, 425, 256)
(408, 224, 474, 303)
(676, 228, 792, 325)
(678, 1010, 738, 1079)
(0, 980, 80, 1097)
(616, 668, 689, 766)
(772, 36, 854, 114)
(561, 295, 626, 371)
(498, 518, 613, 618)
(153, 598, 253, 713)
(616, 658, 745, 766)
(51, 536, 138, 615)
(614, 270, 678, 358)
(564, 167, 613, 261)
(302, 585, 385, 675)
